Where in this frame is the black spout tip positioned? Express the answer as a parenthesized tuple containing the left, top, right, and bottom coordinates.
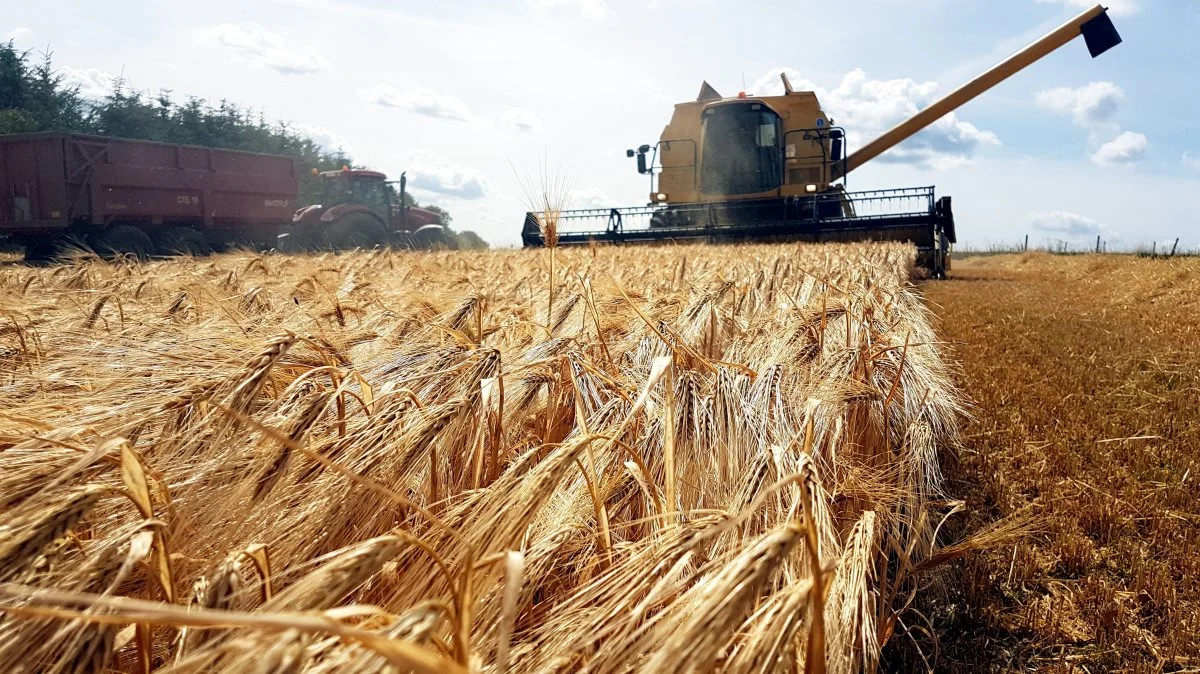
(1082, 10, 1122, 58)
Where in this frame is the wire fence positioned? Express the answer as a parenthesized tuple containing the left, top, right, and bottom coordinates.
(956, 235, 1199, 258)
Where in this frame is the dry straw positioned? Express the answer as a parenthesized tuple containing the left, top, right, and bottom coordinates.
(0, 242, 987, 672)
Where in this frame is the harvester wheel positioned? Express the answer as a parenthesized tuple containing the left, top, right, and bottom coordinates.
(89, 225, 153, 261)
(153, 226, 211, 257)
(330, 215, 388, 251)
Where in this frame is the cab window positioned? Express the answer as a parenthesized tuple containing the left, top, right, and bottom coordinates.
(700, 103, 783, 196)
(355, 180, 388, 210)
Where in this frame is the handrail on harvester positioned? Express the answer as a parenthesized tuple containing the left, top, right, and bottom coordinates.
(525, 186, 941, 241)
(838, 3, 1122, 177)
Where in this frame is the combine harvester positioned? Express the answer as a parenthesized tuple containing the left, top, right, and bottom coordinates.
(522, 4, 1123, 276)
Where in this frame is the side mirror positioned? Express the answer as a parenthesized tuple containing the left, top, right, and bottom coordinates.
(626, 149, 636, 158)
(636, 152, 648, 175)
(638, 144, 651, 154)
(831, 138, 843, 162)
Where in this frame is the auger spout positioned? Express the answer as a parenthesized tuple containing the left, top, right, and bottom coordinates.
(838, 4, 1121, 177)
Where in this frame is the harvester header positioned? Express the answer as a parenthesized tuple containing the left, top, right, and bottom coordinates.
(522, 4, 1123, 277)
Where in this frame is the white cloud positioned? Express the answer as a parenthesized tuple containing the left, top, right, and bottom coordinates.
(749, 67, 1000, 170)
(358, 84, 483, 125)
(1091, 131, 1147, 165)
(58, 67, 117, 100)
(503, 107, 542, 133)
(529, 0, 611, 19)
(402, 151, 491, 200)
(1036, 83, 1143, 165)
(4, 27, 31, 41)
(1183, 152, 1200, 169)
(293, 123, 353, 157)
(197, 23, 329, 75)
(1035, 82, 1124, 127)
(569, 187, 615, 209)
(1027, 210, 1107, 237)
(1036, 0, 1140, 17)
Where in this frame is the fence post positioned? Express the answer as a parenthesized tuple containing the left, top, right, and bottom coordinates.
(1096, 235, 1101, 253)
(1024, 234, 1029, 252)
(1170, 238, 1179, 257)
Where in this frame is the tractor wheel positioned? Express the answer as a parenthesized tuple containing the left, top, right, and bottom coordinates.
(330, 215, 388, 251)
(89, 225, 153, 261)
(153, 226, 212, 257)
(275, 227, 309, 253)
(392, 231, 415, 250)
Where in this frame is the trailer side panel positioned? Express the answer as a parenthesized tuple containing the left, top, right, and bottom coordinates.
(1, 133, 299, 247)
(0, 135, 70, 231)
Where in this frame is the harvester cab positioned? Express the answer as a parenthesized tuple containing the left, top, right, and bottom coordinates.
(524, 3, 1123, 277)
(631, 81, 847, 205)
(288, 168, 449, 250)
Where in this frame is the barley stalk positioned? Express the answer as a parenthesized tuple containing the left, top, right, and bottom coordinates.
(0, 242, 972, 673)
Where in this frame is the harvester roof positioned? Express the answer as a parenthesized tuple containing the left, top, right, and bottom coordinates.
(689, 78, 823, 110)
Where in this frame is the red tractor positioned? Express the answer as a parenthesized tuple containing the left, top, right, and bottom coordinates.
(286, 169, 451, 250)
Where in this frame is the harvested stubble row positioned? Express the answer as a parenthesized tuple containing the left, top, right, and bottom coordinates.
(0, 242, 964, 673)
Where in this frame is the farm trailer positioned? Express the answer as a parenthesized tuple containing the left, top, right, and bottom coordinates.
(0, 133, 299, 260)
(0, 133, 451, 261)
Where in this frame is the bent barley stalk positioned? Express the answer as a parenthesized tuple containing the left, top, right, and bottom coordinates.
(0, 242, 969, 672)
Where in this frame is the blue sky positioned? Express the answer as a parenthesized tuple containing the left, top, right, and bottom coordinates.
(5, 0, 1198, 249)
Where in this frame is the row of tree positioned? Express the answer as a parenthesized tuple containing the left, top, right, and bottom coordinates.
(0, 42, 487, 249)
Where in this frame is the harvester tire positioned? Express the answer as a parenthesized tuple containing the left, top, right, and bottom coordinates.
(330, 215, 388, 251)
(89, 225, 153, 261)
(154, 226, 211, 257)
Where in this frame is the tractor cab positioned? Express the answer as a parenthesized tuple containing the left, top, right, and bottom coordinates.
(314, 168, 445, 232)
(318, 169, 392, 221)
(287, 167, 451, 250)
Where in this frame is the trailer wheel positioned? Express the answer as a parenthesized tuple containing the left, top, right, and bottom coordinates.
(23, 239, 66, 265)
(154, 227, 212, 257)
(90, 225, 153, 261)
(330, 215, 388, 250)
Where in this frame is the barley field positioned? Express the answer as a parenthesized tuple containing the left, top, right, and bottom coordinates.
(918, 254, 1200, 672)
(0, 243, 975, 673)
